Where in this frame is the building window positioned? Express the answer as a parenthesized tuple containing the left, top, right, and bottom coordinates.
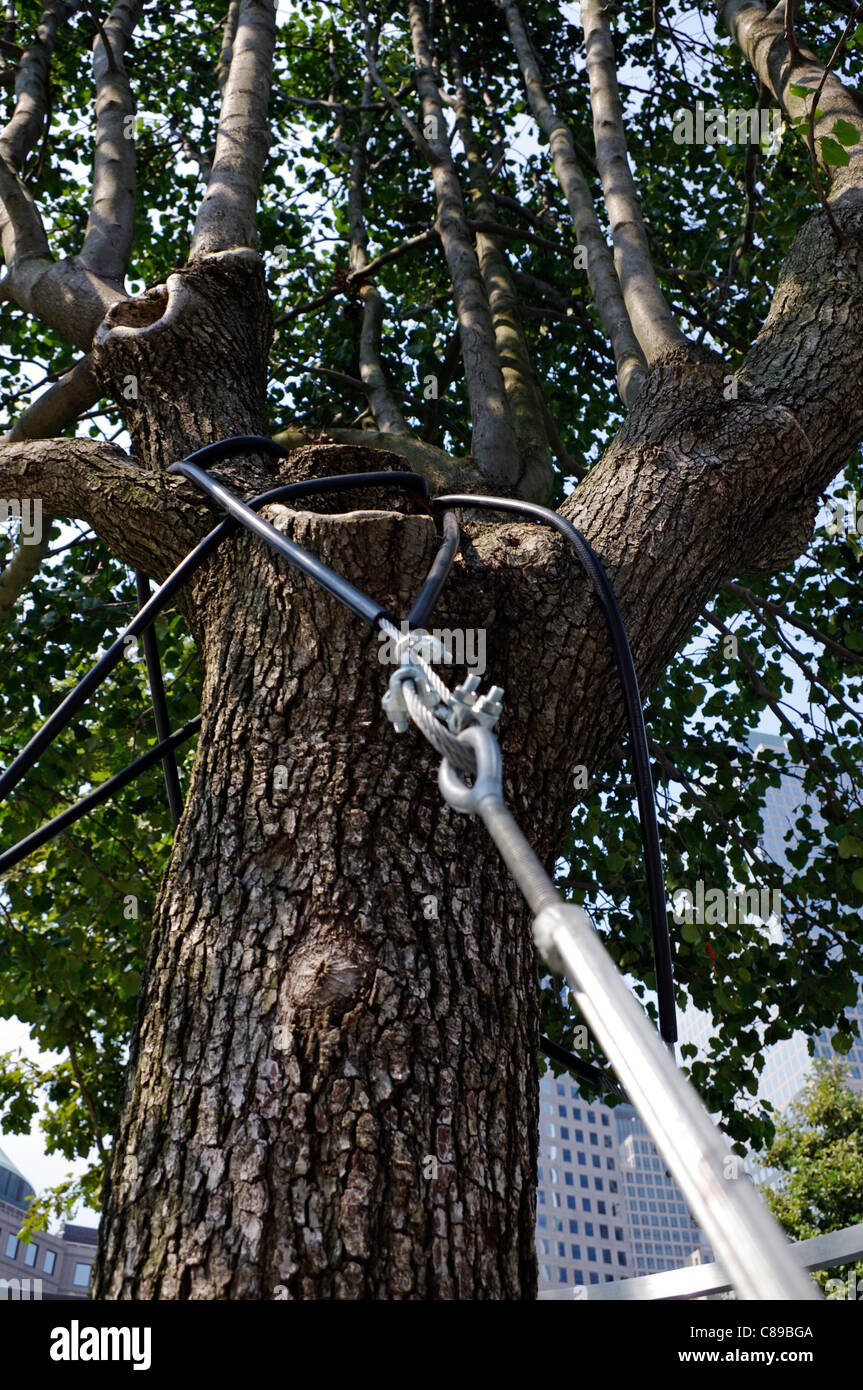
(4, 1233, 18, 1260)
(538, 1192, 545, 1205)
(589, 1272, 599, 1284)
(560, 1126, 569, 1140)
(562, 1149, 572, 1163)
(43, 1250, 56, 1276)
(590, 1132, 598, 1146)
(538, 1214, 547, 1229)
(617, 1252, 627, 1266)
(599, 1224, 609, 1239)
(575, 1130, 584, 1143)
(609, 1181, 618, 1194)
(564, 1173, 573, 1187)
(23, 1242, 38, 1268)
(558, 1267, 568, 1282)
(615, 1227, 624, 1242)
(579, 1176, 589, 1189)
(602, 1250, 612, 1265)
(587, 1247, 596, 1262)
(557, 1242, 566, 1258)
(584, 1222, 594, 1236)
(571, 1244, 581, 1259)
(556, 1083, 566, 1096)
(583, 1199, 591, 1212)
(72, 1263, 92, 1288)
(569, 1220, 578, 1234)
(540, 1239, 550, 1255)
(601, 1114, 610, 1126)
(578, 1153, 586, 1166)
(597, 1200, 606, 1214)
(592, 1155, 601, 1169)
(566, 1196, 576, 1210)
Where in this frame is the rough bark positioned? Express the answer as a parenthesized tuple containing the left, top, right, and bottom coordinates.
(3, 78, 863, 1301)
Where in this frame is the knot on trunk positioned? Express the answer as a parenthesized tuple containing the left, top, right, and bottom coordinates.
(91, 249, 273, 474)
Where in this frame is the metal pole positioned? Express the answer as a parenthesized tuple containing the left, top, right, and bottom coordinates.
(532, 897, 817, 1301)
(437, 724, 818, 1302)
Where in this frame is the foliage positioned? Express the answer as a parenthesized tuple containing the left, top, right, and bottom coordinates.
(758, 1061, 863, 1294)
(1, 0, 862, 1217)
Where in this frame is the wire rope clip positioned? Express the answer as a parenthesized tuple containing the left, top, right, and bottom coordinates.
(445, 675, 505, 734)
(438, 724, 503, 815)
(382, 663, 446, 733)
(392, 627, 448, 666)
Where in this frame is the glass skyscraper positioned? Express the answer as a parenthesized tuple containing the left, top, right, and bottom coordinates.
(536, 729, 860, 1293)
(535, 1076, 711, 1291)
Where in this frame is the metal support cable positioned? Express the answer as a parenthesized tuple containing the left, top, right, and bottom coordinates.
(437, 723, 818, 1302)
(431, 493, 676, 1046)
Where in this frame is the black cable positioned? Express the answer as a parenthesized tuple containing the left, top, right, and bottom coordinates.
(539, 1034, 625, 1099)
(0, 718, 202, 876)
(0, 465, 450, 866)
(407, 509, 460, 627)
(170, 458, 394, 626)
(431, 494, 676, 1047)
(135, 571, 184, 829)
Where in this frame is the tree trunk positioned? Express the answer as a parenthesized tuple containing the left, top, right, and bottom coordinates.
(92, 254, 545, 1299)
(88, 195, 863, 1299)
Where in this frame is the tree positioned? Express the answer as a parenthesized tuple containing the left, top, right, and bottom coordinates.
(0, 0, 862, 1299)
(759, 1060, 863, 1295)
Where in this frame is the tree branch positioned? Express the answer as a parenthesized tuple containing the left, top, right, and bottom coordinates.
(79, 0, 141, 284)
(191, 0, 276, 257)
(444, 2, 553, 501)
(0, 0, 78, 171)
(0, 438, 200, 580)
(717, 0, 863, 195)
(369, 0, 521, 492)
(581, 0, 691, 364)
(498, 0, 647, 406)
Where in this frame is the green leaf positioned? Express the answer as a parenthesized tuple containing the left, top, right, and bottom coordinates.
(832, 118, 861, 148)
(819, 136, 851, 167)
(837, 835, 863, 859)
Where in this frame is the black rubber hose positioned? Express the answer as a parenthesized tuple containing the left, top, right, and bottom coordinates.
(431, 494, 676, 1047)
(135, 570, 184, 829)
(0, 469, 431, 808)
(170, 458, 393, 626)
(407, 509, 461, 628)
(539, 1033, 625, 1099)
(0, 717, 202, 876)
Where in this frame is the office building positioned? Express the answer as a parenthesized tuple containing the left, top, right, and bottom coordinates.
(535, 1076, 711, 1291)
(0, 1143, 96, 1298)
